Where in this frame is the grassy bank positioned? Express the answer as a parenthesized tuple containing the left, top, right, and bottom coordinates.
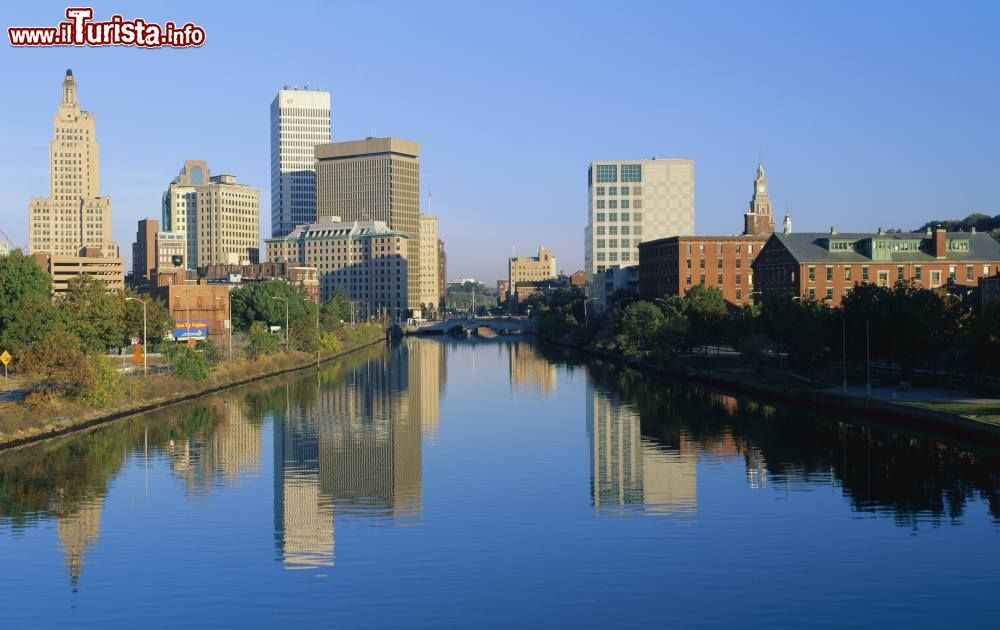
(0, 337, 385, 450)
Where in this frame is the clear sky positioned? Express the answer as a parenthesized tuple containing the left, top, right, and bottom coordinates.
(1, 0, 997, 282)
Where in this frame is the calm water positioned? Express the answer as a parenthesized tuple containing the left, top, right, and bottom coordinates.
(2, 338, 999, 628)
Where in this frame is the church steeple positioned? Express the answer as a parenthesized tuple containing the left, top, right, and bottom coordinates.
(743, 163, 775, 236)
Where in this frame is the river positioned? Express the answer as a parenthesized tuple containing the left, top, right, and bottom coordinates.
(1, 338, 999, 628)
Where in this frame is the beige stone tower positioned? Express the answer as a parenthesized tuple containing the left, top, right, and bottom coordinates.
(418, 215, 440, 316)
(29, 69, 117, 257)
(743, 163, 775, 236)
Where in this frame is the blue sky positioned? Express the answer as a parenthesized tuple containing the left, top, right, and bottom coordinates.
(1, 0, 997, 281)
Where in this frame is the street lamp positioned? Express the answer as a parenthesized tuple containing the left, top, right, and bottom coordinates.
(272, 296, 289, 349)
(584, 297, 599, 326)
(348, 300, 363, 327)
(125, 297, 147, 376)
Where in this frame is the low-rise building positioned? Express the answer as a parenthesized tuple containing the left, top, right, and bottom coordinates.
(265, 215, 408, 319)
(638, 165, 776, 305)
(570, 270, 586, 287)
(509, 246, 557, 294)
(197, 262, 319, 303)
(497, 280, 509, 305)
(154, 282, 231, 341)
(593, 265, 639, 311)
(156, 231, 187, 274)
(980, 275, 1000, 311)
(131, 218, 158, 288)
(753, 226, 1000, 306)
(34, 247, 125, 295)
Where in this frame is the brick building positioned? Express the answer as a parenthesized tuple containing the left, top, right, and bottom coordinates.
(638, 164, 775, 305)
(752, 226, 1000, 306)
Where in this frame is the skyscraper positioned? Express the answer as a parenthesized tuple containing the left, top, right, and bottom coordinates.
(29, 69, 117, 258)
(315, 137, 421, 313)
(131, 218, 158, 286)
(584, 159, 694, 284)
(270, 88, 331, 238)
(162, 160, 260, 268)
(418, 215, 440, 316)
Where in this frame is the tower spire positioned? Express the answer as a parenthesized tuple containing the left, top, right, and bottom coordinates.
(743, 163, 775, 236)
(62, 69, 77, 106)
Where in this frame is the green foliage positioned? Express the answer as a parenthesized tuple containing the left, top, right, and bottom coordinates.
(20, 330, 91, 398)
(174, 347, 211, 381)
(230, 280, 314, 332)
(319, 331, 343, 353)
(915, 212, 1000, 242)
(245, 321, 280, 361)
(446, 281, 493, 313)
(122, 291, 173, 347)
(290, 317, 320, 352)
(738, 333, 770, 371)
(320, 289, 351, 329)
(196, 339, 224, 364)
(0, 250, 57, 355)
(58, 275, 125, 354)
(617, 301, 665, 357)
(683, 285, 728, 351)
(80, 356, 123, 407)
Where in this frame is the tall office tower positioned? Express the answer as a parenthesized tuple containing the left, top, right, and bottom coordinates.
(584, 159, 694, 284)
(743, 163, 775, 236)
(418, 215, 439, 315)
(131, 218, 158, 286)
(315, 137, 421, 314)
(437, 239, 446, 312)
(29, 69, 118, 258)
(270, 88, 331, 238)
(162, 160, 260, 268)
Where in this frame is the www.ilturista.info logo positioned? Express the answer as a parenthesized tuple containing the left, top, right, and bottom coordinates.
(8, 7, 205, 48)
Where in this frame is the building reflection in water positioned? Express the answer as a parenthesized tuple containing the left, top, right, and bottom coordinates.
(273, 339, 434, 569)
(509, 341, 557, 396)
(56, 497, 104, 590)
(587, 385, 698, 515)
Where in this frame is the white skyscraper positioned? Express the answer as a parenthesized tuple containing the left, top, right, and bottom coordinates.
(584, 159, 694, 284)
(270, 88, 331, 238)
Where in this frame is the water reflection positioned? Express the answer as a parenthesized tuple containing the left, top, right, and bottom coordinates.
(2, 338, 1000, 594)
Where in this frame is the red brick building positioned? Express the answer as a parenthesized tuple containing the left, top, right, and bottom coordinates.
(638, 164, 775, 305)
(752, 226, 1000, 306)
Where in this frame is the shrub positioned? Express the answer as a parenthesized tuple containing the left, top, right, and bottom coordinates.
(80, 356, 124, 407)
(245, 321, 280, 361)
(174, 347, 211, 381)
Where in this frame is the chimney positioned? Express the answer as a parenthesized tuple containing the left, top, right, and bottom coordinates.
(933, 226, 947, 259)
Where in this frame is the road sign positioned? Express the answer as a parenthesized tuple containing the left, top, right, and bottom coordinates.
(133, 343, 143, 365)
(0, 351, 10, 366)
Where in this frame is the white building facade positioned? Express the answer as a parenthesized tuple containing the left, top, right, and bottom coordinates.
(270, 88, 331, 238)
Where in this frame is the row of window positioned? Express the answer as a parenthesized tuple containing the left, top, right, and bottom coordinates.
(685, 273, 753, 286)
(594, 212, 642, 222)
(596, 199, 643, 209)
(805, 264, 991, 283)
(594, 225, 642, 236)
(595, 239, 641, 249)
(595, 252, 632, 263)
(684, 243, 757, 255)
(685, 258, 748, 269)
(594, 164, 642, 183)
(594, 186, 641, 196)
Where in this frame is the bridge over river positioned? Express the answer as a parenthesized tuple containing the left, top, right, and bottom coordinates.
(404, 317, 532, 336)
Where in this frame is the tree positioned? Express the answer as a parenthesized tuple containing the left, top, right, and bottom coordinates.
(196, 339, 224, 365)
(230, 280, 314, 333)
(0, 251, 57, 355)
(684, 285, 727, 351)
(245, 321, 280, 360)
(617, 301, 665, 357)
(121, 291, 173, 348)
(20, 330, 92, 398)
(320, 288, 351, 330)
(57, 275, 124, 354)
(290, 317, 320, 353)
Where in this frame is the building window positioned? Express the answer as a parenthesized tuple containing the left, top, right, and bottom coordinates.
(699, 244, 705, 254)
(596, 226, 605, 235)
(826, 266, 833, 281)
(897, 266, 905, 281)
(596, 187, 605, 196)
(949, 265, 956, 281)
(736, 273, 742, 285)
(717, 273, 724, 284)
(699, 274, 705, 285)
(878, 271, 889, 286)
(748, 244, 754, 254)
(608, 226, 618, 236)
(931, 270, 941, 286)
(609, 213, 618, 222)
(620, 186, 630, 195)
(844, 267, 852, 281)
(686, 274, 692, 285)
(596, 200, 605, 209)
(699, 259, 705, 269)
(808, 266, 815, 282)
(596, 213, 605, 222)
(620, 212, 630, 222)
(609, 252, 618, 262)
(862, 266, 869, 281)
(620, 226, 630, 235)
(808, 288, 816, 300)
(966, 265, 974, 281)
(621, 200, 630, 209)
(608, 186, 618, 196)
(596, 253, 605, 262)
(914, 265, 922, 280)
(621, 164, 641, 182)
(686, 244, 692, 254)
(826, 288, 833, 301)
(736, 289, 742, 301)
(596, 239, 605, 249)
(633, 200, 642, 209)
(596, 164, 617, 183)
(622, 252, 630, 261)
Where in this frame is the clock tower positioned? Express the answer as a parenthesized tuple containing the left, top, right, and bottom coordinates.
(743, 163, 775, 236)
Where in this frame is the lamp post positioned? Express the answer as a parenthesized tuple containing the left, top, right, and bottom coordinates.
(125, 297, 147, 376)
(272, 296, 289, 349)
(348, 300, 363, 327)
(584, 297, 599, 326)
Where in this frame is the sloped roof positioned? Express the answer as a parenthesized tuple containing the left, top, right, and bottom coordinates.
(771, 232, 1000, 264)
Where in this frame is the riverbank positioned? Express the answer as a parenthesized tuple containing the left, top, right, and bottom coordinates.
(534, 333, 1000, 440)
(0, 337, 386, 452)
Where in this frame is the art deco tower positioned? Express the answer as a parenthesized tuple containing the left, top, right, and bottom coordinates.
(29, 69, 117, 257)
(743, 163, 775, 236)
